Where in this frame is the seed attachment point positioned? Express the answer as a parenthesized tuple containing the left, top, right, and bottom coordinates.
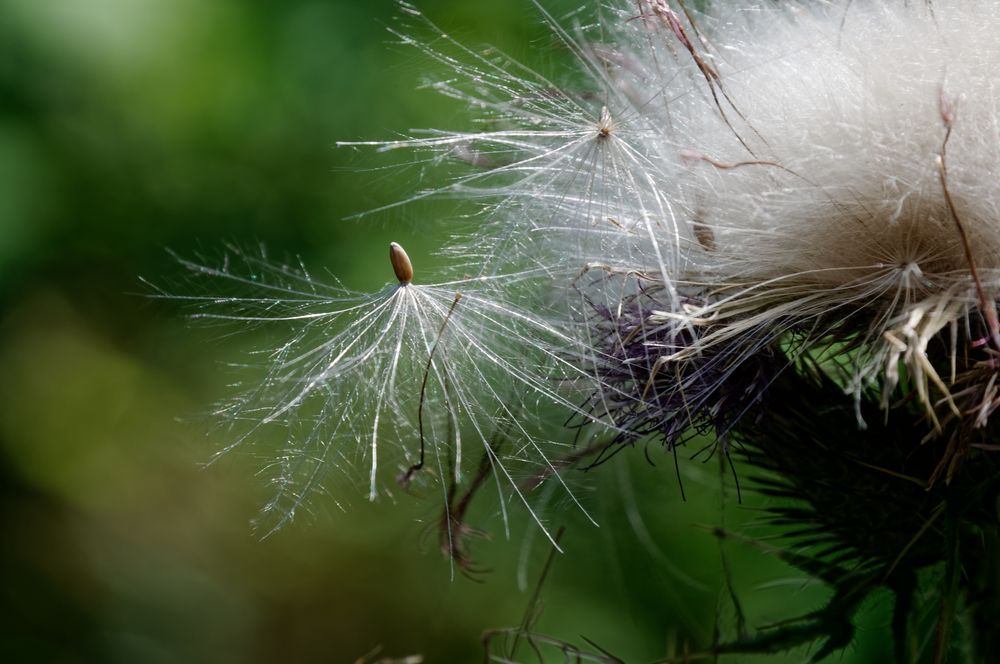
(597, 106, 612, 138)
(389, 242, 414, 284)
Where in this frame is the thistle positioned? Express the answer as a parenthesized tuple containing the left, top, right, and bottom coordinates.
(173, 0, 1000, 660)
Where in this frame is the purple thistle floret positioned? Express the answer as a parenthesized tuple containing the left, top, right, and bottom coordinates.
(579, 278, 781, 470)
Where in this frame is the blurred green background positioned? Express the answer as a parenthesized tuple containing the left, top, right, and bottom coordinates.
(0, 0, 892, 661)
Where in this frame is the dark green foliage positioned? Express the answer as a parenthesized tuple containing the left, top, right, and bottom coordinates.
(711, 355, 1000, 663)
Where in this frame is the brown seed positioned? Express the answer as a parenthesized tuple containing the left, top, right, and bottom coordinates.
(692, 220, 716, 252)
(389, 242, 414, 284)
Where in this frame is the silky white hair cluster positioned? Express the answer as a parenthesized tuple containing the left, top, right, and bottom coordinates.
(174, 0, 1000, 542)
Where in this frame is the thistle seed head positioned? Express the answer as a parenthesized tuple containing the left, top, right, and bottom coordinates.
(173, 2, 1000, 659)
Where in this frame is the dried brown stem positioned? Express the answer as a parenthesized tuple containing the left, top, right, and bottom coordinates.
(400, 292, 463, 487)
(647, 0, 760, 156)
(936, 94, 1000, 352)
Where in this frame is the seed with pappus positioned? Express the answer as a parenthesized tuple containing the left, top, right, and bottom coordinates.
(161, 241, 611, 551)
